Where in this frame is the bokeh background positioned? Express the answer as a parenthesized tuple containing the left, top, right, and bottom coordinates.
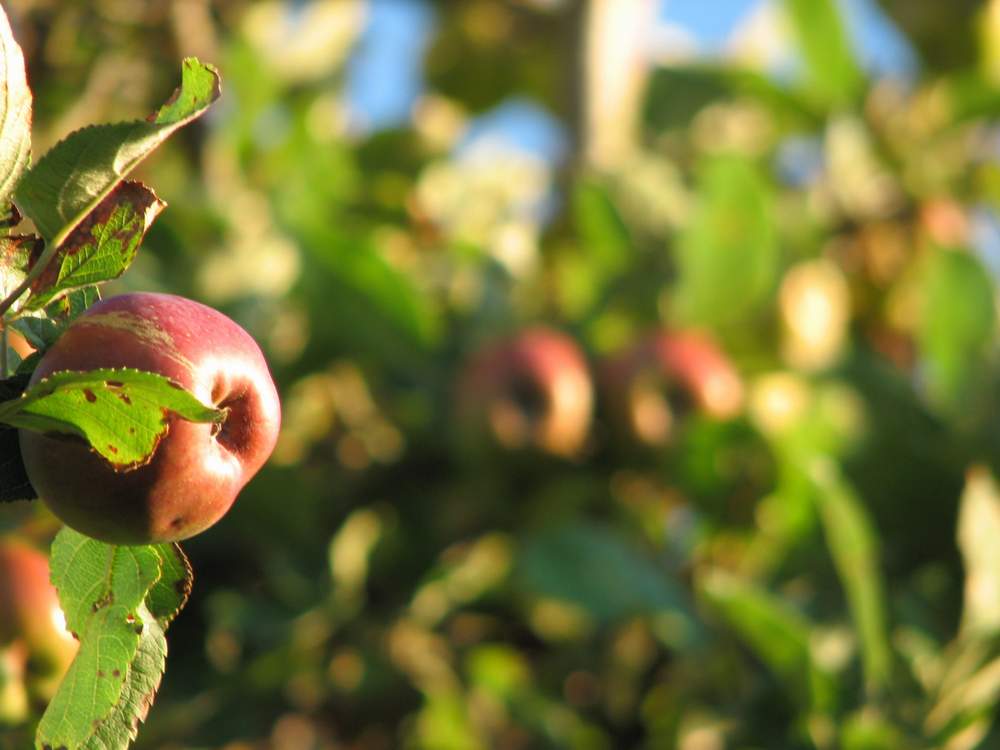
(6, 0, 1000, 747)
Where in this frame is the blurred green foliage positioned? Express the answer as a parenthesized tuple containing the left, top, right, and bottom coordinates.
(7, 0, 1000, 748)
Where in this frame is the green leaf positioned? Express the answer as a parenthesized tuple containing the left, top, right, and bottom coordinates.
(572, 179, 631, 279)
(37, 531, 162, 747)
(12, 286, 100, 349)
(15, 58, 219, 247)
(781, 0, 865, 108)
(24, 181, 164, 311)
(0, 367, 224, 468)
(517, 523, 699, 645)
(940, 71, 1000, 125)
(48, 530, 163, 635)
(0, 4, 31, 218)
(306, 235, 441, 348)
(670, 155, 780, 333)
(809, 459, 894, 696)
(37, 530, 192, 750)
(566, 179, 633, 318)
(700, 569, 837, 713)
(267, 127, 440, 353)
(37, 604, 142, 747)
(918, 250, 995, 411)
(144, 544, 192, 628)
(957, 468, 1000, 635)
(82, 604, 167, 750)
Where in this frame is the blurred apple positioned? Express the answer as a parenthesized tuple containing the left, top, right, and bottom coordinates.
(456, 328, 593, 458)
(599, 330, 743, 447)
(0, 539, 77, 707)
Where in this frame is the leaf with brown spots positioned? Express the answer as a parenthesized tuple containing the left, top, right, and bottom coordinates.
(36, 604, 141, 749)
(38, 531, 162, 748)
(0, 367, 224, 468)
(24, 181, 165, 311)
(144, 543, 193, 629)
(39, 530, 192, 749)
(81, 603, 167, 750)
(15, 59, 218, 249)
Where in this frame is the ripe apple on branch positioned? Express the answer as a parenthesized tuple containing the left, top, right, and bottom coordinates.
(18, 292, 281, 545)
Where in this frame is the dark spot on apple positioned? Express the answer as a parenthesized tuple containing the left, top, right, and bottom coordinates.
(129, 427, 136, 434)
(106, 380, 124, 388)
(117, 392, 132, 405)
(97, 670, 105, 678)
(108, 444, 118, 454)
(83, 388, 97, 403)
(134, 623, 143, 635)
(113, 669, 121, 678)
(171, 516, 185, 529)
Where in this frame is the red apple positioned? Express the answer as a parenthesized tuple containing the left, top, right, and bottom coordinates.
(18, 292, 282, 545)
(456, 327, 593, 458)
(599, 330, 743, 446)
(0, 540, 77, 703)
